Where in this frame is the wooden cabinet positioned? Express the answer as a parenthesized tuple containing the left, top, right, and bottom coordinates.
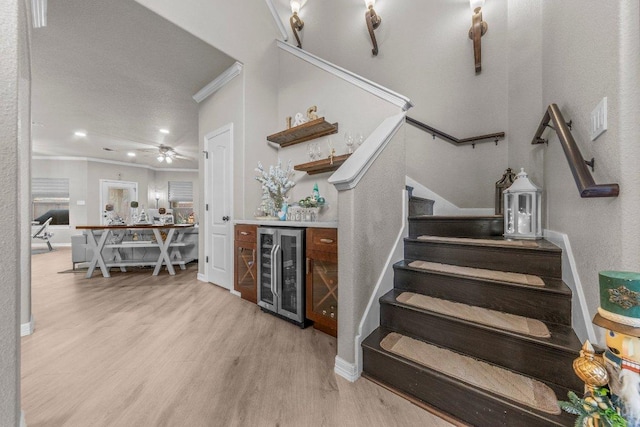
(306, 228, 338, 337)
(234, 224, 257, 303)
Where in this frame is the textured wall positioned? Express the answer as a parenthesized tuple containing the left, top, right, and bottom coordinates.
(285, 0, 510, 208)
(337, 126, 405, 364)
(541, 1, 639, 336)
(276, 49, 400, 220)
(0, 0, 24, 423)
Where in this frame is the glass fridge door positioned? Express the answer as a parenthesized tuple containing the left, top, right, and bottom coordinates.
(257, 228, 276, 311)
(277, 229, 304, 322)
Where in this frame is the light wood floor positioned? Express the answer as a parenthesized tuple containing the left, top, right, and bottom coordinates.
(22, 248, 453, 427)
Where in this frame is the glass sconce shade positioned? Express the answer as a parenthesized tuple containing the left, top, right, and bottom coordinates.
(503, 168, 542, 240)
(290, 0, 301, 14)
(470, 0, 485, 12)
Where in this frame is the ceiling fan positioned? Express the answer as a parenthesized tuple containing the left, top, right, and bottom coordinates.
(138, 145, 191, 164)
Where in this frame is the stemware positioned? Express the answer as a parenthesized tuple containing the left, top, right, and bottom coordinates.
(344, 132, 354, 154)
(315, 142, 322, 159)
(355, 133, 364, 150)
(308, 143, 316, 161)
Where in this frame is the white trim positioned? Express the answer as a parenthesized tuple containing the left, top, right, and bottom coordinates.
(405, 176, 494, 216)
(277, 40, 413, 111)
(230, 290, 241, 298)
(197, 273, 207, 282)
(21, 315, 34, 337)
(544, 229, 598, 344)
(20, 410, 26, 427)
(334, 355, 359, 382)
(32, 156, 197, 172)
(329, 113, 406, 191)
(264, 0, 288, 42)
(354, 189, 408, 377)
(193, 62, 244, 104)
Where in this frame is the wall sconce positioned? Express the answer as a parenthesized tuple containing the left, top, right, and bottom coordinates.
(364, 0, 381, 56)
(468, 0, 488, 73)
(290, 0, 304, 48)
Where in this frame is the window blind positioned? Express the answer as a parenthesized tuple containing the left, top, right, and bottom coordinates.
(32, 178, 70, 199)
(168, 181, 193, 202)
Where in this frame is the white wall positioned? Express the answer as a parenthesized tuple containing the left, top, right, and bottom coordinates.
(539, 1, 640, 339)
(0, 0, 26, 423)
(288, 0, 511, 208)
(276, 49, 400, 221)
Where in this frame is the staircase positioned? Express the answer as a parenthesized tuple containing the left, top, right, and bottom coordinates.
(362, 214, 583, 426)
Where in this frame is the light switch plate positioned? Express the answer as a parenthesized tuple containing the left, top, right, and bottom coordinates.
(590, 97, 607, 141)
(77, 200, 85, 206)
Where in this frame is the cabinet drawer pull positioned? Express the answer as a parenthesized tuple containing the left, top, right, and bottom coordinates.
(240, 231, 250, 236)
(319, 238, 334, 244)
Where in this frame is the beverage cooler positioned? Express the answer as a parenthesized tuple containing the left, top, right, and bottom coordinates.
(257, 227, 306, 327)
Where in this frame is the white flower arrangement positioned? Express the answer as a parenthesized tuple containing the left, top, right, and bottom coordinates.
(255, 159, 296, 212)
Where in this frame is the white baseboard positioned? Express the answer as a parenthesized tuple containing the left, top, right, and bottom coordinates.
(544, 229, 598, 345)
(334, 356, 360, 382)
(21, 315, 34, 337)
(230, 290, 241, 297)
(197, 273, 207, 282)
(21, 410, 26, 427)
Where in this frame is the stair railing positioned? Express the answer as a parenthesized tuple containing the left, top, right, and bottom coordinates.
(531, 104, 619, 198)
(406, 116, 506, 148)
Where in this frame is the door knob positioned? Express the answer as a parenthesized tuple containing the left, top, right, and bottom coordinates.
(222, 216, 230, 222)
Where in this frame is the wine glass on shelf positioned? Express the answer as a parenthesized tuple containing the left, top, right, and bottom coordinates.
(315, 142, 322, 159)
(344, 132, 354, 154)
(355, 133, 364, 150)
(308, 142, 316, 161)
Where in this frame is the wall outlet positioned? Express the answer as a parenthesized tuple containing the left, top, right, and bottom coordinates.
(590, 97, 607, 141)
(77, 200, 85, 206)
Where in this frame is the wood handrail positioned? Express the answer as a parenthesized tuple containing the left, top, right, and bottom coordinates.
(531, 104, 619, 198)
(406, 116, 505, 147)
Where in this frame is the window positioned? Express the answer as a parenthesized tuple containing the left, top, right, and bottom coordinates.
(168, 181, 193, 223)
(32, 178, 70, 225)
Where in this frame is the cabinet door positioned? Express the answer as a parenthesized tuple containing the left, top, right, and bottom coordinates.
(234, 241, 257, 303)
(306, 250, 338, 337)
(276, 228, 304, 323)
(257, 229, 276, 311)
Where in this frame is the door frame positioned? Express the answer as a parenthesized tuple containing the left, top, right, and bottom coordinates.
(203, 123, 234, 288)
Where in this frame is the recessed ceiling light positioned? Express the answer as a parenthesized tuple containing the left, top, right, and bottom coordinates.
(74, 131, 87, 137)
(127, 152, 136, 157)
(159, 128, 170, 134)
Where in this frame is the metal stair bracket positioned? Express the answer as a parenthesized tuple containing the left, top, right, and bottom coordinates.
(531, 104, 619, 198)
(406, 116, 505, 149)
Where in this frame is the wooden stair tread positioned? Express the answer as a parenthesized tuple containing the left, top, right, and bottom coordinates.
(382, 290, 582, 352)
(406, 260, 545, 287)
(395, 260, 571, 295)
(362, 327, 577, 427)
(413, 235, 561, 251)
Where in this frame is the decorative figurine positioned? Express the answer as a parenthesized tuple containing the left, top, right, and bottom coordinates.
(593, 270, 640, 426)
(292, 112, 307, 127)
(306, 105, 318, 121)
(286, 116, 292, 129)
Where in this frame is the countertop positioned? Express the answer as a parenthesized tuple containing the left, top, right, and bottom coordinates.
(234, 219, 338, 228)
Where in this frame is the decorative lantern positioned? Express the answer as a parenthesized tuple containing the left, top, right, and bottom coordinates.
(503, 168, 542, 239)
(495, 168, 516, 215)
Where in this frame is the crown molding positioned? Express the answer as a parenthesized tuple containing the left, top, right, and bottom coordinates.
(32, 156, 198, 172)
(264, 0, 288, 42)
(277, 40, 413, 111)
(193, 61, 244, 103)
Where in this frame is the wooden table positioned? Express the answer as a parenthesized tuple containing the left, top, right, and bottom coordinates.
(76, 224, 195, 278)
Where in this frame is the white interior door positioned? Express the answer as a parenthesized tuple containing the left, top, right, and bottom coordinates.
(99, 180, 138, 225)
(205, 124, 233, 289)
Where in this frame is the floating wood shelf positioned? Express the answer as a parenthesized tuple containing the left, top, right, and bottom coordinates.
(267, 117, 339, 147)
(294, 154, 351, 175)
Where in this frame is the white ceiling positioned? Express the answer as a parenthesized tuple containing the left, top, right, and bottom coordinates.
(31, 0, 236, 170)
